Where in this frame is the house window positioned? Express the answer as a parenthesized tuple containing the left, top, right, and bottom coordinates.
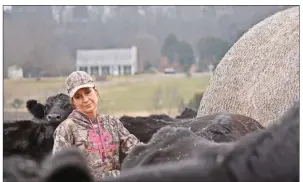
(123, 65, 132, 75)
(79, 66, 88, 73)
(91, 66, 99, 76)
(102, 66, 110, 76)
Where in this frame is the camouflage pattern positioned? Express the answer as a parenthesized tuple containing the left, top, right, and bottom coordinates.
(52, 110, 141, 180)
(65, 71, 95, 97)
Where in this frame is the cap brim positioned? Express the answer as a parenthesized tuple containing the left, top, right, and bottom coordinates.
(69, 83, 95, 97)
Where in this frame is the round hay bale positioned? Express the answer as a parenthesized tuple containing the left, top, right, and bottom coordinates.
(197, 7, 299, 126)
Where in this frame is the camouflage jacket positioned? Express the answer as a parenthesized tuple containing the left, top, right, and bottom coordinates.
(52, 110, 140, 180)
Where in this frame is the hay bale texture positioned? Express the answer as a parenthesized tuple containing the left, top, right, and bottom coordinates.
(197, 7, 299, 126)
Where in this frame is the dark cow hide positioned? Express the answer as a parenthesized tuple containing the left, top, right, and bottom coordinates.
(3, 120, 61, 162)
(3, 93, 73, 162)
(120, 111, 264, 144)
(121, 112, 264, 170)
(3, 155, 40, 182)
(121, 126, 230, 171)
(38, 101, 298, 182)
(119, 115, 175, 143)
(118, 114, 176, 163)
(40, 148, 93, 182)
(26, 93, 73, 123)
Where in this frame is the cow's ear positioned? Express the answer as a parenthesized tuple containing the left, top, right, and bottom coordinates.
(41, 148, 93, 182)
(26, 100, 46, 119)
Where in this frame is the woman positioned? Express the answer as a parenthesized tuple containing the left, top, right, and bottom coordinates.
(52, 71, 141, 180)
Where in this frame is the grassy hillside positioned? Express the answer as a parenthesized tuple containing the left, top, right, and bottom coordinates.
(4, 74, 210, 116)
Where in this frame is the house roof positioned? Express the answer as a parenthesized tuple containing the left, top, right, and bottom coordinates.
(76, 47, 136, 61)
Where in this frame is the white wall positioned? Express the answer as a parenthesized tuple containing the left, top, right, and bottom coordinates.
(76, 47, 138, 76)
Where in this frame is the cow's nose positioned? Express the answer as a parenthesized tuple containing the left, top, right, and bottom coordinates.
(47, 114, 61, 122)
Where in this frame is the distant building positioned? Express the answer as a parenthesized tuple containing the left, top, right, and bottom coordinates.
(76, 46, 139, 76)
(7, 65, 23, 80)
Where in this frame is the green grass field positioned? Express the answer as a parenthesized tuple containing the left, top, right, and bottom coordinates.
(4, 74, 210, 116)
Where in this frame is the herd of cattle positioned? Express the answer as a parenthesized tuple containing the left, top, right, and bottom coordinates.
(3, 93, 299, 182)
(3, 7, 298, 182)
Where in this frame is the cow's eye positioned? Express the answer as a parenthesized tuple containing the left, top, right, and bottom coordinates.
(44, 105, 50, 111)
(44, 105, 51, 114)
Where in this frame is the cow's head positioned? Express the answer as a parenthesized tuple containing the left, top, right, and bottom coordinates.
(40, 148, 93, 182)
(26, 93, 73, 123)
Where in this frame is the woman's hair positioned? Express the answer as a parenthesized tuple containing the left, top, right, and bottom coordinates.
(94, 87, 104, 112)
(93, 86, 103, 103)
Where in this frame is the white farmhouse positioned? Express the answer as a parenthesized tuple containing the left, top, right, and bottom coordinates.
(76, 46, 138, 76)
(7, 65, 23, 80)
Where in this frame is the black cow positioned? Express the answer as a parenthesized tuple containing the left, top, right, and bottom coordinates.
(26, 93, 73, 123)
(121, 126, 206, 170)
(3, 93, 73, 162)
(119, 114, 176, 143)
(121, 112, 264, 170)
(38, 101, 298, 182)
(123, 100, 300, 181)
(118, 114, 176, 163)
(120, 111, 264, 144)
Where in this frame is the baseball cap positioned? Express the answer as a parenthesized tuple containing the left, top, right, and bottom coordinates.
(65, 71, 95, 97)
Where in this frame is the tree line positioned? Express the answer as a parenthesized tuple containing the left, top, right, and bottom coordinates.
(3, 5, 291, 77)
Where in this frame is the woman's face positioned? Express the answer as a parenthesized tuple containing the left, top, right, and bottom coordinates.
(72, 87, 98, 117)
